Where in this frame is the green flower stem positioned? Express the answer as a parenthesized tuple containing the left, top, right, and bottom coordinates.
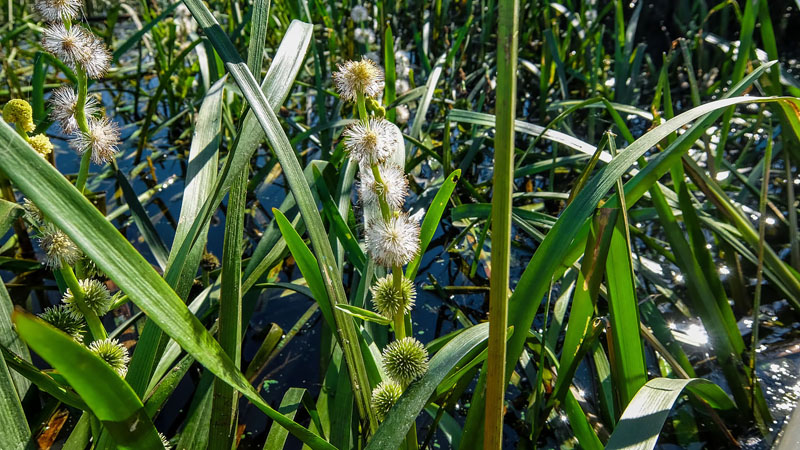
(59, 265, 106, 341)
(356, 91, 369, 124)
(370, 164, 392, 221)
(74, 68, 92, 194)
(391, 264, 407, 340)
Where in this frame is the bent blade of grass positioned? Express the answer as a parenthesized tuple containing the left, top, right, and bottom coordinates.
(365, 323, 490, 450)
(606, 378, 734, 450)
(459, 63, 778, 445)
(178, 3, 377, 429)
(0, 123, 334, 450)
(1, 344, 87, 410)
(12, 309, 163, 449)
(448, 109, 601, 161)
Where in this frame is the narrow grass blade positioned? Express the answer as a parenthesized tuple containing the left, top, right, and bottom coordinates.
(264, 388, 306, 449)
(485, 0, 519, 445)
(272, 208, 335, 329)
(0, 342, 28, 450)
(209, 168, 247, 448)
(605, 216, 647, 408)
(335, 304, 393, 326)
(113, 165, 170, 271)
(0, 236, 30, 397)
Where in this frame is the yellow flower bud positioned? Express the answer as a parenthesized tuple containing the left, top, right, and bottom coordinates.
(3, 99, 35, 132)
(28, 134, 53, 157)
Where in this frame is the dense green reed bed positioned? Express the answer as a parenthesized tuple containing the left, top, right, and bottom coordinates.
(2, 0, 800, 448)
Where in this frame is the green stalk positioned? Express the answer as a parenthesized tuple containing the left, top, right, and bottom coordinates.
(357, 91, 369, 124)
(392, 264, 406, 339)
(209, 168, 246, 449)
(749, 135, 772, 397)
(59, 265, 106, 341)
(371, 164, 392, 221)
(73, 68, 92, 194)
(485, 0, 518, 447)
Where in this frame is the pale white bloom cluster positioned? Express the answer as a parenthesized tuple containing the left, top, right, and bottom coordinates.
(355, 28, 376, 45)
(351, 5, 369, 22)
(37, 0, 120, 164)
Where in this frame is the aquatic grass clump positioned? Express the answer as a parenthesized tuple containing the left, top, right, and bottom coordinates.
(2, 0, 800, 449)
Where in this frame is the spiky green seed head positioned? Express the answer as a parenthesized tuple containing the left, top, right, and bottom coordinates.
(371, 274, 416, 318)
(382, 337, 429, 384)
(62, 279, 112, 318)
(79, 257, 106, 279)
(3, 99, 35, 132)
(38, 223, 81, 268)
(371, 380, 403, 421)
(87, 338, 129, 377)
(39, 305, 85, 342)
(23, 199, 43, 225)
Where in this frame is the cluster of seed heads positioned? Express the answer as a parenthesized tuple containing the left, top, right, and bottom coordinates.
(2, 100, 53, 157)
(36, 0, 120, 164)
(335, 56, 429, 421)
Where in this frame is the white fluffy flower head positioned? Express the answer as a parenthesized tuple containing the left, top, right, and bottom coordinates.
(359, 163, 408, 210)
(69, 116, 120, 164)
(34, 0, 81, 23)
(351, 5, 369, 22)
(365, 213, 420, 267)
(354, 28, 376, 45)
(49, 86, 100, 134)
(42, 24, 111, 78)
(42, 24, 92, 68)
(333, 58, 384, 102)
(344, 118, 398, 166)
(80, 33, 112, 79)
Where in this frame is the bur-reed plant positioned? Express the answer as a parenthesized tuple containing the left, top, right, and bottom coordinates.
(1, 0, 800, 449)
